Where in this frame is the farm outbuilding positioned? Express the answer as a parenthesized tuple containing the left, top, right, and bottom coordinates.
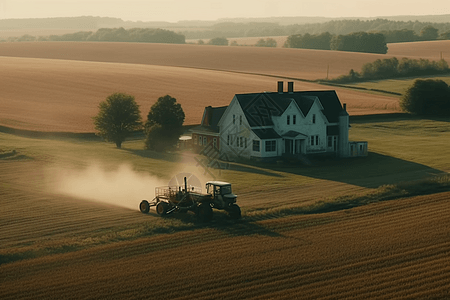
(190, 81, 367, 161)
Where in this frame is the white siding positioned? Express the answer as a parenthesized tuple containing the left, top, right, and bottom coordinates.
(272, 100, 327, 154)
(218, 97, 253, 159)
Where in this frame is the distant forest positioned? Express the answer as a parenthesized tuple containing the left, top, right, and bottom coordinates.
(5, 28, 185, 44)
(3, 17, 450, 48)
(181, 19, 450, 40)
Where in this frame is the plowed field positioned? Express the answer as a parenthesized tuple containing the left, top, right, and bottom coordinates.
(2, 181, 449, 299)
(0, 41, 402, 132)
(0, 41, 396, 79)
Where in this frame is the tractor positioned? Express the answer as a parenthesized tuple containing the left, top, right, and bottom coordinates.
(139, 178, 241, 222)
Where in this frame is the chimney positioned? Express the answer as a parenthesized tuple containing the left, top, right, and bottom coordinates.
(277, 81, 283, 94)
(203, 106, 213, 126)
(288, 82, 294, 94)
(343, 103, 347, 111)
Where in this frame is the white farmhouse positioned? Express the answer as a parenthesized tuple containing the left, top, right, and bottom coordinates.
(191, 81, 367, 161)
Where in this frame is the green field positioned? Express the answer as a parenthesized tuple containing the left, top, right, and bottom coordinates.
(345, 74, 450, 96)
(2, 114, 450, 208)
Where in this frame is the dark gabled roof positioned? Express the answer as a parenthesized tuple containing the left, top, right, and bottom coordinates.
(253, 128, 282, 140)
(297, 91, 343, 123)
(194, 106, 227, 133)
(282, 130, 308, 138)
(209, 106, 227, 132)
(234, 90, 343, 126)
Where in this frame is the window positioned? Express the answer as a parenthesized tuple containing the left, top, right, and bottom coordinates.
(233, 114, 235, 124)
(236, 136, 240, 147)
(239, 115, 242, 125)
(310, 135, 319, 146)
(265, 140, 276, 152)
(199, 136, 202, 146)
(293, 115, 296, 125)
(203, 136, 207, 145)
(213, 138, 217, 149)
(194, 135, 197, 145)
(240, 137, 243, 148)
(253, 140, 260, 152)
(244, 138, 247, 148)
(287, 115, 290, 125)
(312, 114, 316, 124)
(227, 135, 230, 145)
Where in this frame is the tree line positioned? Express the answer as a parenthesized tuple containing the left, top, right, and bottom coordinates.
(181, 19, 450, 40)
(284, 32, 388, 54)
(327, 57, 449, 83)
(4, 27, 185, 44)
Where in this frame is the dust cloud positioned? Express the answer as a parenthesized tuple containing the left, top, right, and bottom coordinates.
(46, 162, 167, 210)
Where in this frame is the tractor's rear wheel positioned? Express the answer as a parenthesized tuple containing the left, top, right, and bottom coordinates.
(197, 203, 213, 222)
(139, 200, 150, 214)
(156, 201, 169, 216)
(227, 204, 241, 219)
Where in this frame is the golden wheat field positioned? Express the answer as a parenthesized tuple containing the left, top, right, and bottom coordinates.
(0, 41, 401, 79)
(0, 42, 405, 132)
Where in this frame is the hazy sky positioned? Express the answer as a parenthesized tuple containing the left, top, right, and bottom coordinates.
(0, 0, 449, 22)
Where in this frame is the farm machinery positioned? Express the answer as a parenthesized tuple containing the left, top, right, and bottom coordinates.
(139, 178, 241, 222)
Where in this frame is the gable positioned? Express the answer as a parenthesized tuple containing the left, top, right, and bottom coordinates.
(235, 90, 343, 126)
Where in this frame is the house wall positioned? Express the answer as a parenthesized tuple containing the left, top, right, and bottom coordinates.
(192, 132, 220, 152)
(272, 100, 328, 154)
(218, 97, 253, 159)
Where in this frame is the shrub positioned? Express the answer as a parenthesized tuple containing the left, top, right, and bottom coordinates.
(400, 79, 450, 116)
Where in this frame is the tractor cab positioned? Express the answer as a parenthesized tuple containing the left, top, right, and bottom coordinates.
(205, 181, 237, 209)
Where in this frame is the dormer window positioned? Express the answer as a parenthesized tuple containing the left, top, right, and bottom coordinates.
(287, 115, 290, 125)
(312, 114, 316, 124)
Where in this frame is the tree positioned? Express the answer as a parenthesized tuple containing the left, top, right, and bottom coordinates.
(93, 93, 142, 148)
(420, 26, 439, 41)
(400, 79, 450, 116)
(208, 37, 228, 46)
(255, 38, 277, 47)
(145, 95, 185, 151)
(440, 31, 450, 40)
(330, 32, 387, 54)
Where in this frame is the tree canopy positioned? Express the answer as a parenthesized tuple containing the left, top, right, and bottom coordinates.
(255, 38, 277, 47)
(330, 32, 387, 54)
(400, 79, 450, 116)
(93, 93, 143, 148)
(145, 95, 185, 151)
(208, 37, 228, 46)
(283, 32, 332, 50)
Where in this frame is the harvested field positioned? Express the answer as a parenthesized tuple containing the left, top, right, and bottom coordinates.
(387, 40, 450, 60)
(2, 184, 449, 299)
(0, 41, 399, 80)
(0, 56, 399, 132)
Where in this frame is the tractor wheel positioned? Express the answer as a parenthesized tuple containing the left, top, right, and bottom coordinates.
(156, 202, 169, 216)
(139, 200, 150, 214)
(228, 204, 241, 219)
(197, 203, 213, 222)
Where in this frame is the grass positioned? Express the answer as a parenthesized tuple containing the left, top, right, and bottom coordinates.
(344, 74, 450, 95)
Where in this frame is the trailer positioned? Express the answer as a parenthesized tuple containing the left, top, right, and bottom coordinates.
(139, 177, 241, 222)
